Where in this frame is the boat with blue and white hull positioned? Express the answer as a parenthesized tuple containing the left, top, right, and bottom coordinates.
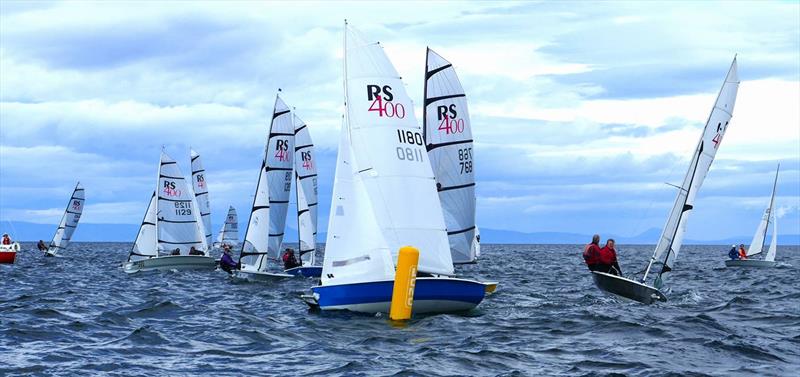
(307, 23, 486, 314)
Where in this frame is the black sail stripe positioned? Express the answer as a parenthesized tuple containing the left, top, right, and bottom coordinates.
(158, 240, 203, 245)
(269, 132, 294, 137)
(447, 226, 476, 236)
(266, 167, 292, 172)
(142, 221, 156, 226)
(270, 200, 289, 204)
(158, 197, 193, 202)
(308, 202, 318, 206)
(294, 124, 308, 134)
(295, 143, 313, 151)
(273, 109, 290, 119)
(298, 173, 317, 180)
(159, 219, 198, 224)
(252, 205, 269, 211)
(160, 161, 177, 165)
(439, 182, 476, 192)
(426, 139, 473, 152)
(425, 63, 452, 80)
(159, 174, 185, 180)
(297, 209, 310, 216)
(424, 93, 465, 107)
(269, 232, 284, 237)
(191, 169, 205, 175)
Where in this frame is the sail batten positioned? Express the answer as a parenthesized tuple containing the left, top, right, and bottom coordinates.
(156, 151, 208, 256)
(424, 48, 477, 264)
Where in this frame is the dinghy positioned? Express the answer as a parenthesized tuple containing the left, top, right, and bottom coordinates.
(726, 165, 780, 268)
(235, 94, 294, 281)
(213, 206, 239, 249)
(191, 149, 213, 248)
(45, 182, 85, 257)
(285, 114, 323, 278)
(593, 57, 739, 304)
(0, 241, 20, 264)
(424, 48, 479, 265)
(123, 152, 215, 273)
(307, 23, 487, 314)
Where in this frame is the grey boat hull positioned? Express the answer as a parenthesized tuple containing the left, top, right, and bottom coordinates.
(725, 259, 776, 268)
(123, 255, 216, 273)
(592, 271, 667, 305)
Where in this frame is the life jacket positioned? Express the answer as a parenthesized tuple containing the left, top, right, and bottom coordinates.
(1, 238, 10, 245)
(599, 246, 617, 265)
(282, 252, 291, 263)
(583, 244, 601, 265)
(738, 248, 747, 260)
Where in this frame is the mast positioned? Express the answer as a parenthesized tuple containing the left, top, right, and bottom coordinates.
(761, 163, 780, 254)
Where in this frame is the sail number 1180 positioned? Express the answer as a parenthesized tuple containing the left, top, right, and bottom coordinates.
(396, 129, 424, 163)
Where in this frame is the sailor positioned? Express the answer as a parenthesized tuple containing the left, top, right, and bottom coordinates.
(218, 245, 238, 274)
(1, 233, 11, 245)
(582, 234, 602, 272)
(37, 240, 47, 252)
(282, 248, 301, 270)
(171, 248, 181, 255)
(188, 246, 204, 256)
(738, 244, 747, 260)
(599, 239, 622, 276)
(727, 244, 739, 260)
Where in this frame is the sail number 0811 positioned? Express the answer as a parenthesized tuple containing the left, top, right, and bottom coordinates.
(396, 129, 424, 163)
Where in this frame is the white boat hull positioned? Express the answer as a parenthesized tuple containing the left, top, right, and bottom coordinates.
(233, 269, 293, 282)
(123, 255, 216, 273)
(725, 259, 776, 268)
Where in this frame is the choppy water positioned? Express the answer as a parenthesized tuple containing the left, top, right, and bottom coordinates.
(1, 243, 798, 376)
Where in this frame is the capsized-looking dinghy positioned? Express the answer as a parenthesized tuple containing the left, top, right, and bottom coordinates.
(46, 182, 85, 257)
(726, 164, 780, 268)
(594, 57, 739, 304)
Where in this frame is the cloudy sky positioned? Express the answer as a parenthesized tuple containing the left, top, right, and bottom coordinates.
(1, 1, 798, 241)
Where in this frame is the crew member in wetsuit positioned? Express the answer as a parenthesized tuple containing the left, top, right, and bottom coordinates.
(218, 245, 238, 274)
(727, 244, 739, 260)
(188, 246, 204, 255)
(599, 239, 622, 276)
(582, 234, 602, 272)
(171, 248, 181, 255)
(282, 248, 301, 270)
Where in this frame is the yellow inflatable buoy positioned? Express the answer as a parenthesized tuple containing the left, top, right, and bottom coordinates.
(390, 246, 419, 321)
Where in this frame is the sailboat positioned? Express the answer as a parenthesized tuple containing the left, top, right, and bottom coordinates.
(191, 149, 213, 248)
(235, 94, 295, 281)
(213, 206, 239, 248)
(306, 22, 487, 314)
(593, 57, 740, 304)
(423, 48, 479, 265)
(726, 164, 780, 268)
(284, 114, 323, 278)
(123, 151, 215, 273)
(45, 182, 85, 257)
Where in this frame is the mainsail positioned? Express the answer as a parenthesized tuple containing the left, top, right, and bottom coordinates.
(157, 151, 208, 255)
(765, 212, 778, 262)
(48, 182, 85, 254)
(644, 57, 739, 288)
(190, 149, 213, 248)
(267, 96, 295, 259)
(322, 23, 453, 286)
(746, 164, 780, 257)
(239, 159, 271, 272)
(423, 48, 477, 264)
(128, 192, 157, 262)
(216, 206, 239, 247)
(294, 114, 318, 266)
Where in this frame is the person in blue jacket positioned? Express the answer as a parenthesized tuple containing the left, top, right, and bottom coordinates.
(727, 244, 739, 260)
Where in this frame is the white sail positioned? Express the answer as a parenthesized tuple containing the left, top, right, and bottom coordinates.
(294, 114, 318, 266)
(322, 23, 453, 286)
(128, 192, 157, 261)
(747, 164, 780, 257)
(190, 149, 213, 248)
(646, 57, 739, 288)
(157, 151, 208, 256)
(765, 213, 778, 262)
(217, 206, 239, 247)
(267, 95, 295, 259)
(239, 159, 271, 272)
(424, 48, 477, 264)
(48, 182, 85, 253)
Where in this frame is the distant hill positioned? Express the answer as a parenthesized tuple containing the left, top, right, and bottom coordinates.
(1, 222, 797, 245)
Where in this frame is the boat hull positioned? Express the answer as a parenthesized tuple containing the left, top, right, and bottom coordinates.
(284, 265, 323, 278)
(310, 277, 486, 314)
(0, 243, 18, 264)
(123, 255, 216, 273)
(233, 269, 294, 282)
(592, 271, 667, 305)
(725, 259, 776, 268)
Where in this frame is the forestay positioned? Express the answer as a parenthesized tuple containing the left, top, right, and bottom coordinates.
(267, 96, 295, 260)
(190, 149, 213, 248)
(239, 159, 271, 272)
(294, 114, 318, 266)
(645, 57, 739, 288)
(48, 182, 85, 254)
(322, 23, 453, 286)
(424, 48, 477, 264)
(128, 192, 157, 262)
(217, 206, 239, 247)
(157, 151, 208, 256)
(746, 164, 780, 257)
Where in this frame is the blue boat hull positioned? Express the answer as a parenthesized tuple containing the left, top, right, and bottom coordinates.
(285, 265, 323, 278)
(310, 277, 486, 314)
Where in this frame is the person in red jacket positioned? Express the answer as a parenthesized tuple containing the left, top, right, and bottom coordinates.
(738, 244, 747, 260)
(582, 234, 602, 271)
(599, 239, 622, 276)
(1, 234, 11, 245)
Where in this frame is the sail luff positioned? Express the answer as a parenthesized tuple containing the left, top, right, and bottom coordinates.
(190, 149, 213, 248)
